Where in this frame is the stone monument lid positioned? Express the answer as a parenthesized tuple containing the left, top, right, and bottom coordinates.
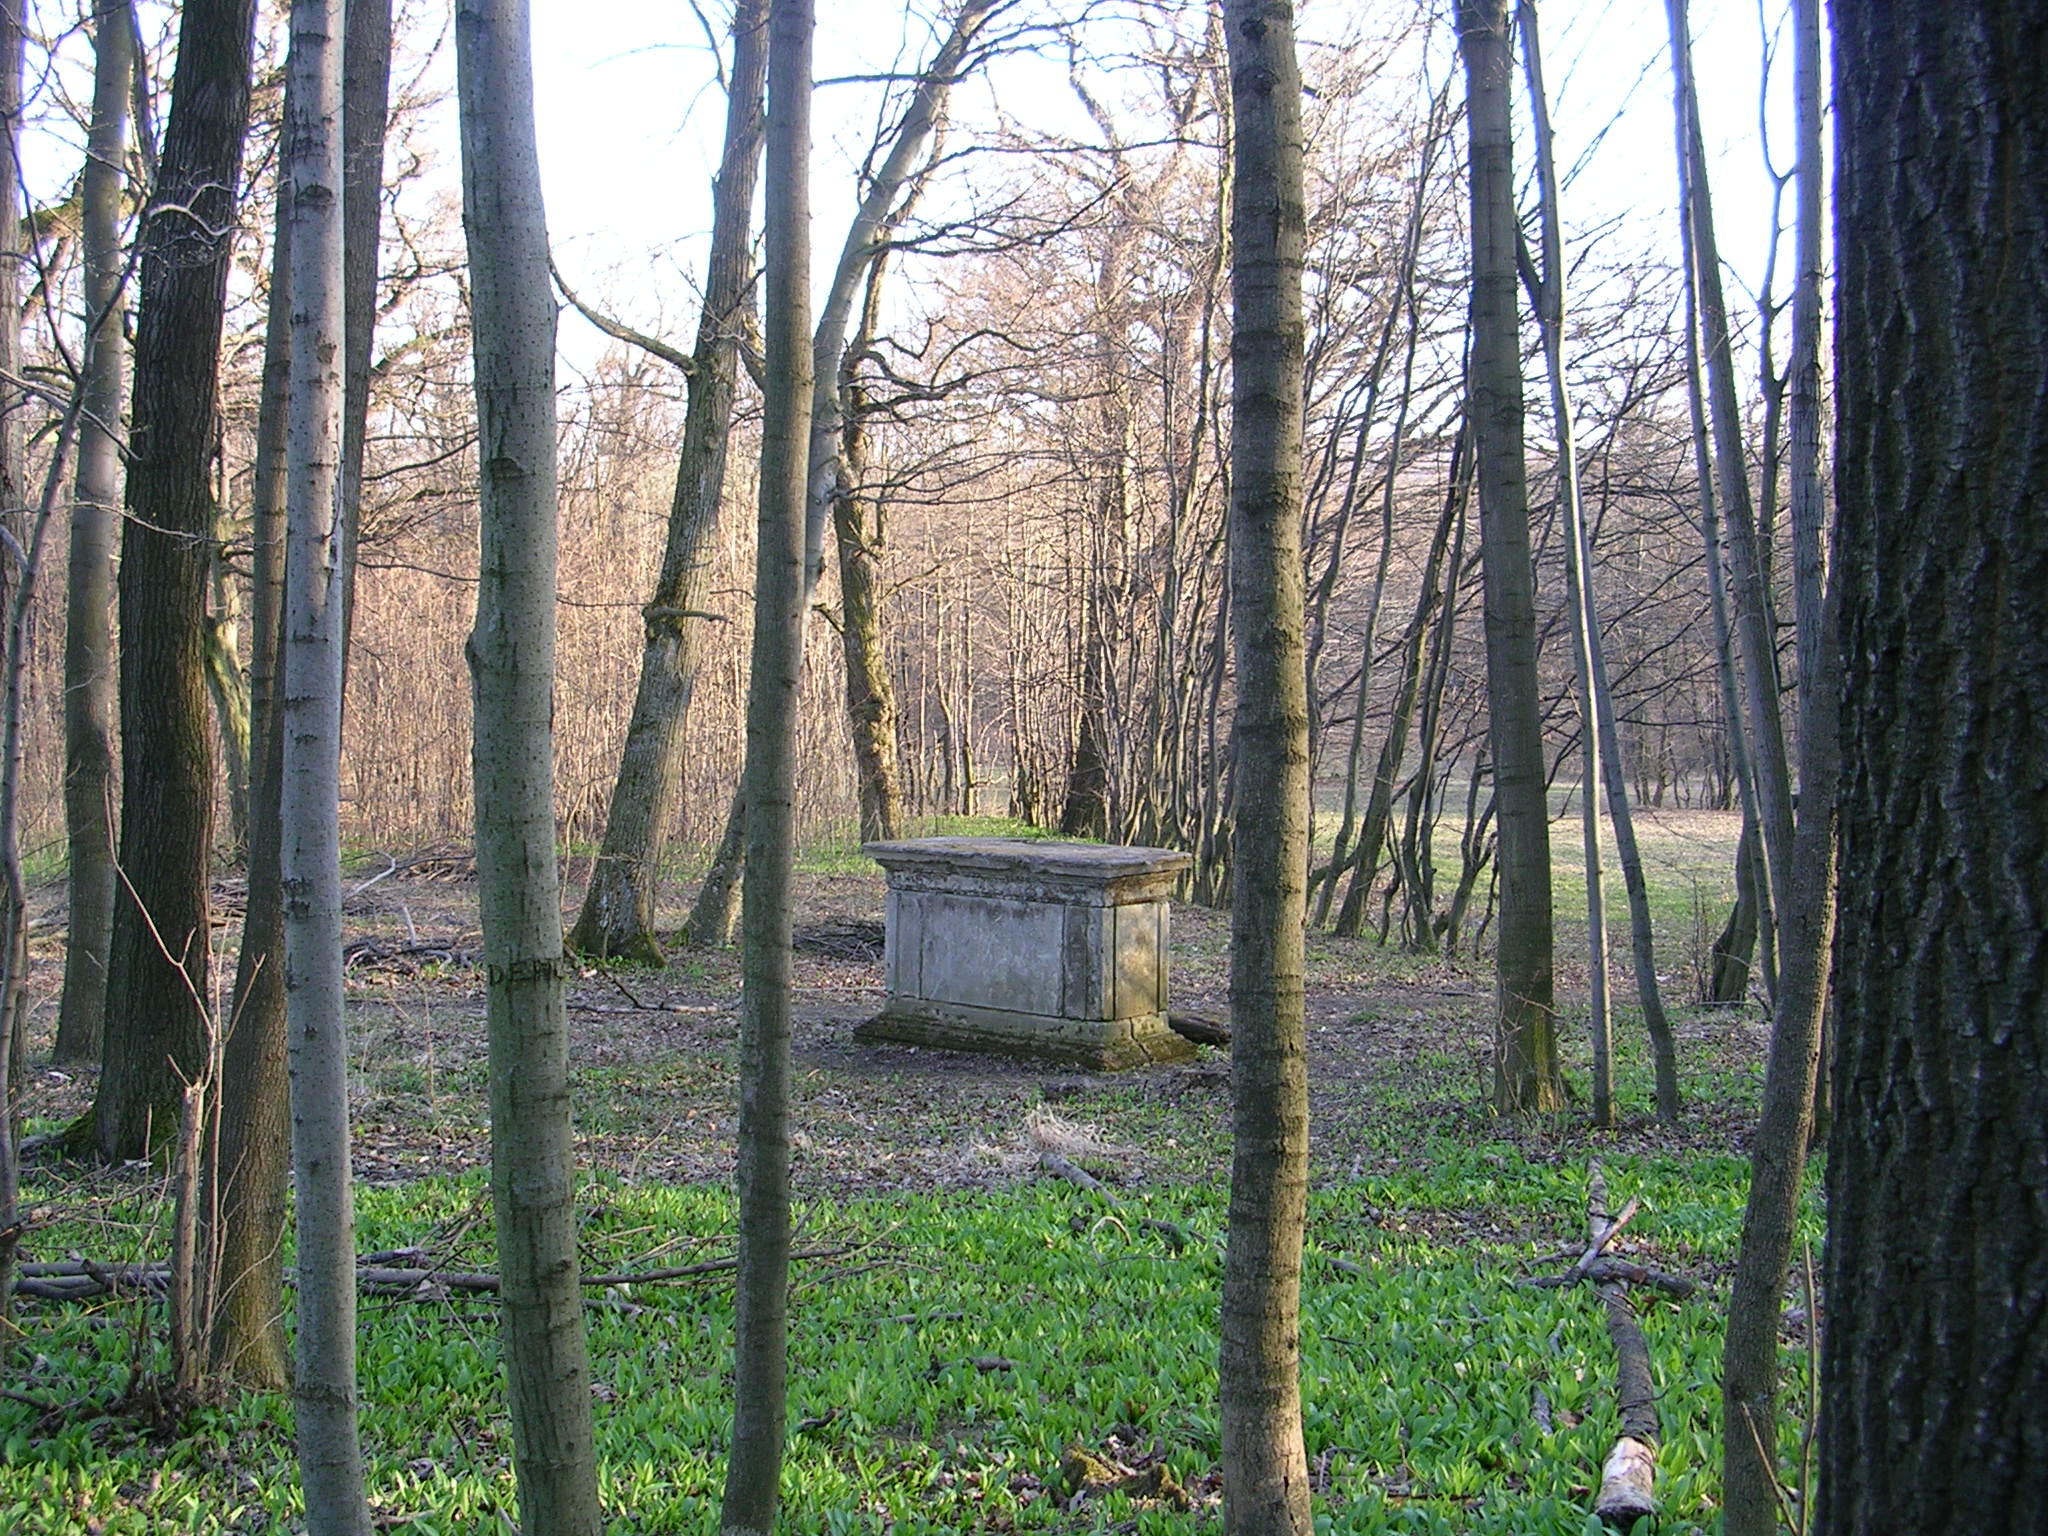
(863, 837, 1192, 881)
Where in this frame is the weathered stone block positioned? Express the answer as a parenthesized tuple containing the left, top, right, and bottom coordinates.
(857, 837, 1195, 1069)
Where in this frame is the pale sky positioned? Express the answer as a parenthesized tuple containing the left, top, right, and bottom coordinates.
(527, 0, 1801, 372)
(14, 0, 1800, 377)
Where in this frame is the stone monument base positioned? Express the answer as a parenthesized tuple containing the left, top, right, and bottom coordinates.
(856, 1000, 1193, 1070)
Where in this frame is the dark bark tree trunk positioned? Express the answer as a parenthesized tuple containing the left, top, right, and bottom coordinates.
(1818, 4, 2048, 1530)
(0, 0, 27, 1363)
(456, 0, 602, 1530)
(1218, 3, 1311, 1532)
(1458, 0, 1560, 1115)
(1709, 814, 1760, 1004)
(54, 0, 131, 1067)
(719, 0, 811, 1529)
(1059, 610, 1112, 841)
(568, 0, 767, 964)
(94, 0, 258, 1162)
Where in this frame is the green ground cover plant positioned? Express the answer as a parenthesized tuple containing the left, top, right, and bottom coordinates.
(5, 808, 1810, 1532)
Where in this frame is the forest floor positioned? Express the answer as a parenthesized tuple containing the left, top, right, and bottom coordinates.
(7, 809, 1812, 1535)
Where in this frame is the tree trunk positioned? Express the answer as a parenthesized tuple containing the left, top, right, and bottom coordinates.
(208, 0, 392, 1392)
(1458, 0, 1560, 1115)
(1310, 108, 1445, 929)
(278, 1, 371, 1523)
(1820, 5, 2047, 1529)
(1668, 13, 1772, 1009)
(1331, 433, 1465, 940)
(683, 784, 746, 949)
(1668, 0, 1795, 929)
(568, 0, 767, 964)
(207, 61, 296, 1396)
(204, 550, 250, 855)
(832, 346, 902, 844)
(456, 1, 602, 1531)
(53, 0, 130, 1067)
(94, 0, 258, 1162)
(719, 2, 810, 1530)
(1719, 1, 1837, 1524)
(686, 0, 994, 947)
(1709, 815, 1759, 1003)
(338, 0, 392, 670)
(1588, 637, 1681, 1119)
(1518, 0, 1612, 1126)
(1218, 4, 1311, 1532)
(0, 0, 27, 1365)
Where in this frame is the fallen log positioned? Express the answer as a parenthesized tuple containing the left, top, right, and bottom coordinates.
(1167, 1011, 1230, 1047)
(1587, 1163, 1659, 1531)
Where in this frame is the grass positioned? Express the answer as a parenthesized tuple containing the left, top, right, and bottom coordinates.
(6, 1076, 1814, 1534)
(6, 803, 1804, 1533)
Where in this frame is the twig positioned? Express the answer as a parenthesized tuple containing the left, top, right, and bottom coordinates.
(1521, 1257, 1694, 1299)
(600, 968, 647, 1011)
(1038, 1151, 1107, 1196)
(343, 853, 401, 906)
(1568, 1194, 1641, 1282)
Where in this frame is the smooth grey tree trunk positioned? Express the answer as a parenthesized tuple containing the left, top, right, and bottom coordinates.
(719, 2, 811, 1530)
(209, 0, 389, 1393)
(456, 1, 603, 1532)
(1219, 3, 1312, 1533)
(1820, 5, 2046, 1529)
(338, 0, 391, 669)
(278, 1, 371, 1526)
(1720, 0, 1836, 1523)
(1668, 0, 1794, 922)
(1517, 0, 1613, 1126)
(568, 0, 767, 964)
(1458, 0, 1560, 1115)
(53, 0, 131, 1067)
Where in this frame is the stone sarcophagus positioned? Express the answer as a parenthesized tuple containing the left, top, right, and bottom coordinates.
(856, 838, 1195, 1069)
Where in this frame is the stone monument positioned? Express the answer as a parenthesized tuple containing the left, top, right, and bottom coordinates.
(857, 837, 1195, 1069)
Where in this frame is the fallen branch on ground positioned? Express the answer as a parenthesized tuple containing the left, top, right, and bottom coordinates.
(1037, 1151, 1202, 1255)
(1521, 1256, 1694, 1299)
(13, 1240, 871, 1303)
(1587, 1163, 1659, 1531)
(1167, 1011, 1230, 1047)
